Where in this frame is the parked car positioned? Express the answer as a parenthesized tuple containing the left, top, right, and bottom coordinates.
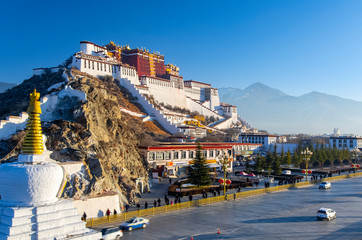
(120, 217, 149, 231)
(100, 227, 123, 240)
(316, 208, 336, 221)
(282, 170, 291, 175)
(319, 181, 331, 189)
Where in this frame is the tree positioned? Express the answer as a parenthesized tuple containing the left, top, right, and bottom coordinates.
(272, 156, 282, 176)
(265, 151, 273, 175)
(255, 153, 266, 173)
(272, 145, 281, 175)
(189, 143, 211, 186)
(280, 145, 285, 164)
(286, 150, 292, 167)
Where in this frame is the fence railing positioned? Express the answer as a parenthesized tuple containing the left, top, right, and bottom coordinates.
(86, 171, 362, 227)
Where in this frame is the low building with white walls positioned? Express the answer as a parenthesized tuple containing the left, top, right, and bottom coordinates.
(329, 135, 362, 151)
(238, 132, 277, 148)
(139, 143, 234, 178)
(139, 142, 261, 178)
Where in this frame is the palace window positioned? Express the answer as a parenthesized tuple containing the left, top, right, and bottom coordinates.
(149, 152, 155, 161)
(174, 151, 179, 159)
(203, 150, 208, 158)
(156, 152, 164, 160)
(189, 151, 194, 159)
(181, 151, 187, 159)
(209, 150, 214, 157)
(165, 152, 171, 160)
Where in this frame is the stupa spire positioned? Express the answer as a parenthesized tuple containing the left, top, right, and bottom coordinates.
(21, 89, 44, 154)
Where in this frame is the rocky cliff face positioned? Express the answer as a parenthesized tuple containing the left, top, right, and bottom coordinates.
(0, 69, 169, 204)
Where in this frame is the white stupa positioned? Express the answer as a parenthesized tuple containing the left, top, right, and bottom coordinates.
(0, 90, 101, 239)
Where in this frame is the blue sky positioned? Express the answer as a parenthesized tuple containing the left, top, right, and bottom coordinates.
(1, 0, 362, 100)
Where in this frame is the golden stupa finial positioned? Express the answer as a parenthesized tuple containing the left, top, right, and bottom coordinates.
(26, 89, 42, 114)
(22, 89, 43, 155)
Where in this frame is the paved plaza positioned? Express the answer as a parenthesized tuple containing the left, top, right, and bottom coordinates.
(97, 176, 362, 240)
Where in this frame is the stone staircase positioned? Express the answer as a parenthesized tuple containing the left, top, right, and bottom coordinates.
(118, 77, 182, 135)
(0, 200, 101, 240)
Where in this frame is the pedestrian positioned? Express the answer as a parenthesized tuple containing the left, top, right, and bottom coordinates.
(106, 208, 111, 217)
(174, 198, 178, 204)
(145, 201, 148, 209)
(217, 190, 220, 196)
(154, 200, 157, 208)
(169, 177, 172, 185)
(189, 194, 193, 201)
(136, 203, 140, 210)
(82, 212, 87, 221)
(178, 197, 181, 203)
(157, 198, 161, 206)
(205, 193, 208, 198)
(125, 204, 129, 212)
(165, 197, 169, 205)
(113, 209, 117, 215)
(233, 193, 236, 200)
(213, 191, 216, 197)
(171, 200, 173, 205)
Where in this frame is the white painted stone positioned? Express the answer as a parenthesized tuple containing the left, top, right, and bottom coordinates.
(0, 162, 63, 207)
(0, 200, 101, 240)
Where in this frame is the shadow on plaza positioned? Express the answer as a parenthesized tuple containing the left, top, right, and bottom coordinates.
(241, 216, 314, 224)
(175, 233, 235, 240)
(314, 220, 362, 240)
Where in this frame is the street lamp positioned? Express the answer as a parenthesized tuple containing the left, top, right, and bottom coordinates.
(351, 147, 360, 173)
(301, 148, 313, 181)
(219, 154, 231, 196)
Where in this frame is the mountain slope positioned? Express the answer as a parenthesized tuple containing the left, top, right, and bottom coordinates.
(219, 84, 362, 135)
(0, 69, 169, 204)
(0, 82, 16, 93)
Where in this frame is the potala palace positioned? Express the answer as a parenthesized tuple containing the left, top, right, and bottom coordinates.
(68, 40, 241, 137)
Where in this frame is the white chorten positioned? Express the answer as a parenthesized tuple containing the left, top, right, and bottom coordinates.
(0, 90, 101, 239)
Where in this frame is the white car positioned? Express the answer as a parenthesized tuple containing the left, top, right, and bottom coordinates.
(282, 170, 291, 175)
(317, 208, 336, 221)
(100, 227, 123, 239)
(319, 181, 331, 189)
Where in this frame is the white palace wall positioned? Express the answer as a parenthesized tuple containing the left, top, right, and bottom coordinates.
(118, 77, 181, 134)
(140, 77, 187, 109)
(72, 55, 139, 85)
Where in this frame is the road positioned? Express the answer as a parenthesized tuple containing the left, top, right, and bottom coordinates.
(97, 177, 362, 240)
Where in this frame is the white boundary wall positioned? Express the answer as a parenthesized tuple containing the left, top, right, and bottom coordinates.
(185, 97, 223, 119)
(0, 113, 29, 140)
(73, 193, 120, 218)
(0, 84, 86, 140)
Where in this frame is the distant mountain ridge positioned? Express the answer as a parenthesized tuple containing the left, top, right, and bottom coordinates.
(219, 83, 362, 135)
(0, 82, 16, 93)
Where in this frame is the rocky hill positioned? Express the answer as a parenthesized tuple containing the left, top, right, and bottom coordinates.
(0, 69, 169, 204)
